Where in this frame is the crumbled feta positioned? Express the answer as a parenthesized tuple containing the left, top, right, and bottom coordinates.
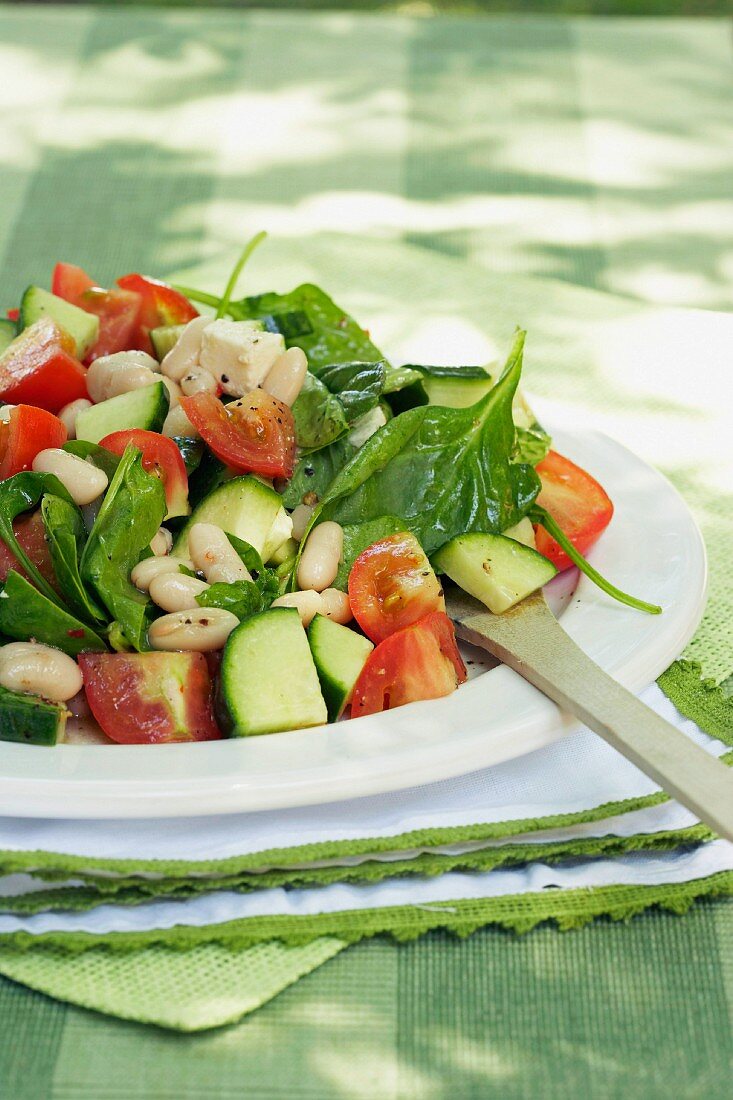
(347, 405, 388, 448)
(199, 320, 285, 397)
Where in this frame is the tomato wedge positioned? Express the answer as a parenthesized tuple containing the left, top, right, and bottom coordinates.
(348, 531, 445, 644)
(351, 611, 466, 718)
(0, 318, 88, 412)
(534, 450, 614, 572)
(99, 429, 189, 519)
(0, 511, 57, 590)
(78, 652, 221, 744)
(53, 262, 142, 361)
(116, 273, 198, 356)
(180, 391, 296, 479)
(0, 405, 67, 480)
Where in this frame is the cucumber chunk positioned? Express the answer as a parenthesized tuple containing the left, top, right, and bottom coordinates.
(150, 324, 186, 360)
(0, 685, 67, 745)
(433, 532, 557, 614)
(308, 614, 373, 721)
(0, 319, 16, 355)
(219, 607, 328, 736)
(502, 517, 536, 549)
(75, 381, 170, 444)
(19, 286, 99, 359)
(173, 475, 292, 562)
(418, 366, 492, 409)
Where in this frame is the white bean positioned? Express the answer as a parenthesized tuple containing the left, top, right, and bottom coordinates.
(32, 449, 108, 507)
(131, 556, 193, 593)
(149, 527, 173, 557)
(160, 376, 182, 409)
(262, 347, 308, 407)
(319, 588, 353, 624)
(86, 352, 159, 403)
(57, 398, 92, 439)
(188, 523, 251, 585)
(148, 607, 238, 652)
(160, 316, 211, 382)
(290, 503, 315, 542)
(162, 404, 200, 440)
(297, 521, 343, 593)
(0, 405, 16, 424)
(271, 591, 324, 628)
(0, 642, 82, 702)
(180, 367, 218, 397)
(149, 573, 210, 613)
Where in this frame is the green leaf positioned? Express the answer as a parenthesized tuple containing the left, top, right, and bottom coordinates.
(314, 361, 386, 424)
(332, 515, 407, 591)
(41, 495, 107, 625)
(173, 436, 205, 476)
(0, 571, 106, 656)
(226, 534, 280, 604)
(0, 473, 75, 604)
(80, 446, 166, 651)
(515, 421, 552, 466)
(280, 437, 358, 510)
(63, 440, 121, 482)
(196, 581, 269, 622)
(292, 373, 349, 453)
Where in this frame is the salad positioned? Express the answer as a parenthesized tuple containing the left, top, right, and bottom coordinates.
(0, 235, 658, 746)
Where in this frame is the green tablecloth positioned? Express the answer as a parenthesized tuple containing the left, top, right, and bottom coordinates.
(0, 6, 730, 1095)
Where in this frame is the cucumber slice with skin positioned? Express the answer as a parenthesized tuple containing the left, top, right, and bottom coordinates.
(173, 475, 292, 561)
(75, 381, 170, 444)
(433, 532, 557, 614)
(218, 607, 328, 736)
(150, 324, 186, 360)
(502, 517, 536, 549)
(0, 319, 16, 355)
(19, 286, 99, 359)
(0, 685, 66, 745)
(308, 614, 374, 721)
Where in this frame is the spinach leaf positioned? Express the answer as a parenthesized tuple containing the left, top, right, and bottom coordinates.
(173, 436, 205, 476)
(197, 535, 279, 620)
(41, 494, 107, 625)
(515, 422, 551, 466)
(80, 446, 166, 651)
(314, 361, 386, 423)
(63, 440, 121, 481)
(281, 437, 358, 510)
(332, 515, 407, 591)
(0, 473, 75, 604)
(226, 535, 280, 604)
(0, 571, 106, 656)
(311, 331, 540, 557)
(292, 374, 349, 453)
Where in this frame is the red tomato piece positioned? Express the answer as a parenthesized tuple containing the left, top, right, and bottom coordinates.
(116, 273, 198, 356)
(6, 309, 19, 323)
(348, 531, 445, 645)
(0, 319, 88, 413)
(52, 262, 143, 361)
(0, 405, 67, 480)
(0, 511, 58, 590)
(78, 652, 222, 744)
(351, 611, 467, 718)
(534, 450, 614, 572)
(180, 391, 297, 479)
(99, 429, 189, 518)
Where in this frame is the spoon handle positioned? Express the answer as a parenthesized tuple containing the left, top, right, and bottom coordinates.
(449, 591, 733, 843)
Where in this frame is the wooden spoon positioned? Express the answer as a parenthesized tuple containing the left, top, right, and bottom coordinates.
(446, 589, 733, 843)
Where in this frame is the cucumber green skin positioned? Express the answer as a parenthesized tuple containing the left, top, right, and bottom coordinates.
(218, 607, 328, 737)
(150, 324, 186, 360)
(19, 286, 99, 359)
(75, 381, 170, 445)
(0, 686, 66, 745)
(307, 614, 374, 722)
(434, 532, 557, 614)
(422, 375, 492, 409)
(0, 319, 16, 355)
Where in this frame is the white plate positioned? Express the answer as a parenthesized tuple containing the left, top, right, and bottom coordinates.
(0, 419, 706, 818)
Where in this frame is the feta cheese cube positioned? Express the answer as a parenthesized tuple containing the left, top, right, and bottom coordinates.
(199, 320, 285, 397)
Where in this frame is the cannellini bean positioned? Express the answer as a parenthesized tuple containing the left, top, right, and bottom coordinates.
(188, 523, 251, 585)
(290, 503, 315, 542)
(32, 449, 108, 506)
(262, 347, 308, 407)
(131, 555, 194, 593)
(271, 591, 324, 628)
(160, 376, 182, 409)
(105, 366, 158, 400)
(57, 398, 92, 439)
(160, 316, 212, 382)
(0, 405, 15, 424)
(180, 367, 218, 397)
(162, 404, 200, 440)
(149, 527, 173, 557)
(319, 588, 353, 624)
(86, 352, 159, 403)
(297, 521, 343, 592)
(148, 607, 238, 652)
(0, 642, 82, 702)
(149, 573, 210, 613)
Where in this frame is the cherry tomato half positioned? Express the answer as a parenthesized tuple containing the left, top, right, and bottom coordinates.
(117, 273, 198, 356)
(351, 610, 467, 718)
(348, 531, 445, 645)
(0, 319, 88, 413)
(78, 651, 221, 744)
(0, 405, 67, 480)
(53, 262, 142, 361)
(99, 429, 189, 519)
(180, 391, 297, 479)
(0, 511, 58, 591)
(534, 450, 614, 572)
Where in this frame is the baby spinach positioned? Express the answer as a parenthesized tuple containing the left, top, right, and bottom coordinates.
(515, 421, 551, 466)
(80, 446, 166, 651)
(0, 571, 106, 656)
(0, 472, 75, 604)
(198, 535, 279, 620)
(41, 495, 107, 626)
(281, 437, 358, 510)
(314, 361, 386, 423)
(292, 361, 387, 454)
(63, 440, 121, 482)
(311, 331, 540, 557)
(332, 515, 407, 590)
